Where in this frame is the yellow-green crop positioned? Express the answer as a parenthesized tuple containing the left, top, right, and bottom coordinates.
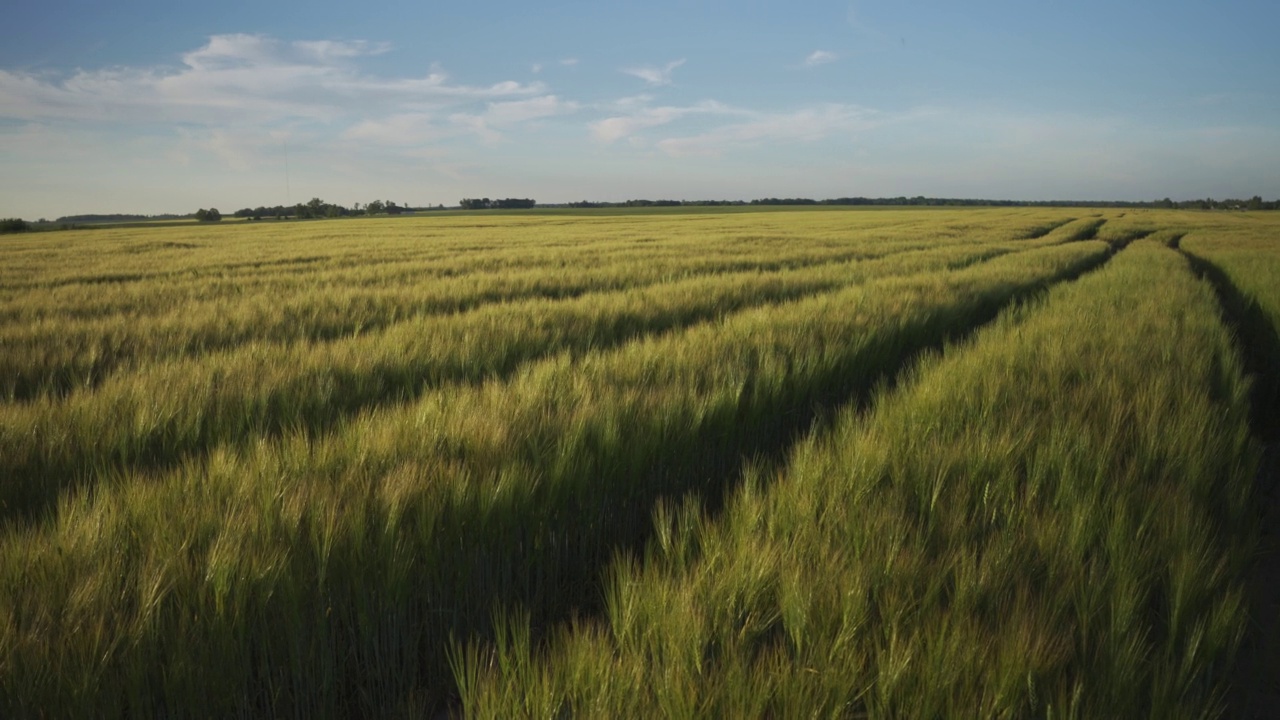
(0, 207, 1274, 717)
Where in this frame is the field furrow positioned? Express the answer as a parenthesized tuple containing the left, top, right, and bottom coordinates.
(0, 209, 1088, 316)
(0, 219, 1039, 400)
(4, 208, 1268, 719)
(1177, 228, 1280, 715)
(0, 239, 1110, 716)
(0, 250, 883, 400)
(0, 213, 910, 295)
(453, 239, 1257, 719)
(0, 241, 1028, 526)
(1179, 232, 1280, 436)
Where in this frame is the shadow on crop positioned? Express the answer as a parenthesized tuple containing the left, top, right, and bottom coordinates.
(25, 247, 1124, 717)
(1179, 249, 1280, 720)
(3, 245, 992, 532)
(394, 247, 1116, 713)
(1057, 218, 1106, 243)
(1020, 217, 1077, 240)
(1180, 251, 1280, 438)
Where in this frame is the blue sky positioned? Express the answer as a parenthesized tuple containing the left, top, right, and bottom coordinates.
(2, 0, 1277, 218)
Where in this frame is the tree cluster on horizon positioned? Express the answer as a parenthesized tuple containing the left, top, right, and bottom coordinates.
(564, 195, 1280, 210)
(459, 198, 536, 210)
(231, 198, 416, 221)
(0, 218, 32, 234)
(14, 194, 1279, 230)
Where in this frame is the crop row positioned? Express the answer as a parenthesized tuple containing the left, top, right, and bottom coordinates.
(0, 240, 1109, 716)
(454, 240, 1258, 718)
(0, 246, 882, 400)
(1180, 230, 1280, 435)
(0, 239, 1043, 527)
(0, 212, 1081, 400)
(0, 209, 1055, 301)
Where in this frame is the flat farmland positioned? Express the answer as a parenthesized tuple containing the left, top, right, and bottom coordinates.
(1, 208, 1277, 717)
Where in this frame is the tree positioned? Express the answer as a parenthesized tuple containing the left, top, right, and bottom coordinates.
(366, 199, 386, 215)
(460, 198, 535, 210)
(194, 208, 222, 222)
(0, 218, 31, 234)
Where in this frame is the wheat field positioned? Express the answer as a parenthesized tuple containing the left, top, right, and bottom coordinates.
(0, 207, 1276, 717)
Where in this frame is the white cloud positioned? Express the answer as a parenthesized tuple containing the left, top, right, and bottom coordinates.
(0, 34, 543, 127)
(448, 114, 504, 145)
(804, 50, 838, 67)
(448, 95, 579, 144)
(200, 128, 269, 171)
(531, 63, 543, 74)
(590, 113, 669, 144)
(8, 33, 1271, 219)
(590, 97, 872, 153)
(610, 94, 655, 110)
(0, 33, 572, 196)
(293, 39, 393, 63)
(655, 104, 878, 157)
(343, 96, 579, 149)
(621, 59, 686, 86)
(182, 35, 391, 71)
(590, 100, 740, 144)
(343, 113, 443, 147)
(483, 95, 579, 125)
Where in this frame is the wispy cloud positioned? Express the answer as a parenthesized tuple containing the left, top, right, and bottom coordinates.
(0, 34, 543, 127)
(451, 95, 580, 144)
(342, 113, 443, 147)
(621, 59, 686, 86)
(589, 93, 878, 155)
(486, 95, 578, 124)
(342, 95, 580, 149)
(179, 33, 390, 71)
(590, 99, 741, 144)
(529, 58, 576, 75)
(609, 95, 655, 110)
(655, 104, 879, 157)
(804, 50, 838, 67)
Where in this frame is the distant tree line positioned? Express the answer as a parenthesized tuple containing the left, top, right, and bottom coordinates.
(460, 198, 536, 210)
(2, 217, 86, 232)
(568, 199, 743, 208)
(55, 213, 185, 223)
(555, 196, 1280, 210)
(14, 194, 1278, 231)
(749, 195, 1280, 210)
(1149, 196, 1275, 211)
(1, 218, 31, 234)
(229, 198, 417, 221)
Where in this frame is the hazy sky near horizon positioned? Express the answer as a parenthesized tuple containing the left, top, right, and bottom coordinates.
(2, 0, 1278, 218)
